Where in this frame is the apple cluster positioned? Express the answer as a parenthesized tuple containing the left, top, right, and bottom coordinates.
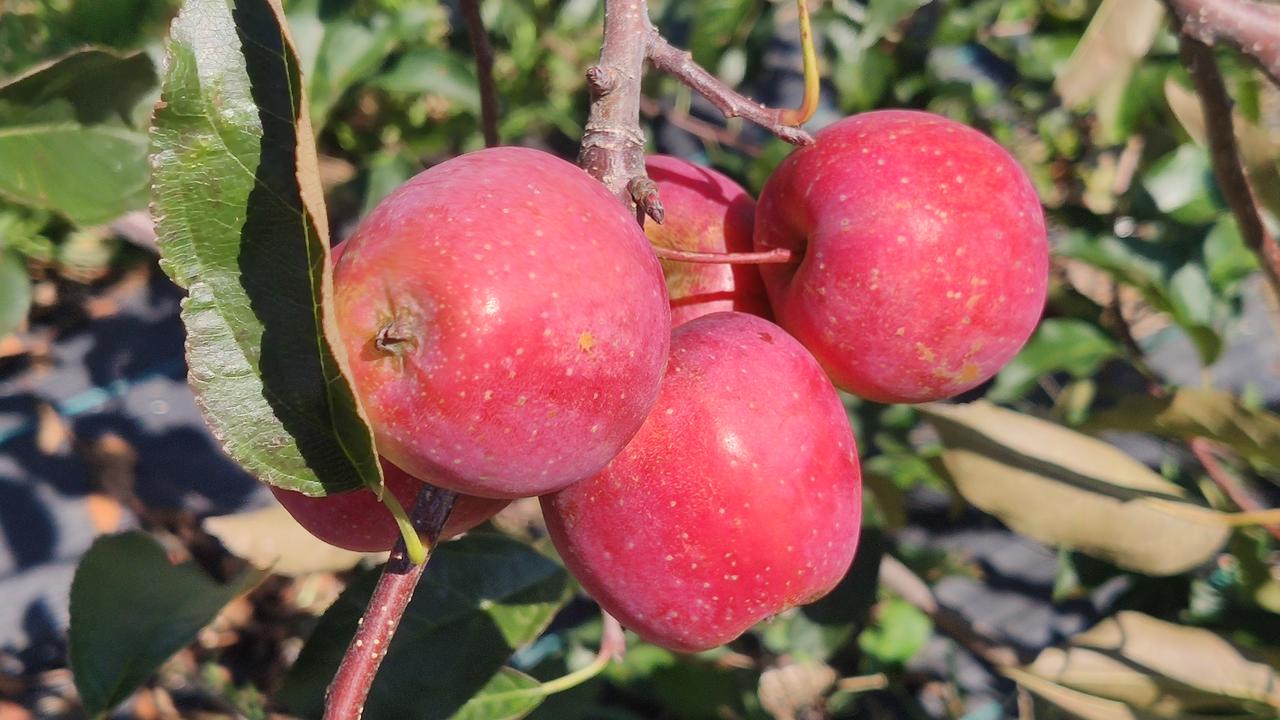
(275, 110, 1048, 652)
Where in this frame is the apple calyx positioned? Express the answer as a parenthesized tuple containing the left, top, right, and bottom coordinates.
(373, 313, 419, 356)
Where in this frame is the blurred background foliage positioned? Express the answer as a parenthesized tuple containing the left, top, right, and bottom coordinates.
(2, 0, 1280, 718)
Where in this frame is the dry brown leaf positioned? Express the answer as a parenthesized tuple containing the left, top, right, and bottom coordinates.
(35, 402, 72, 456)
(0, 702, 33, 720)
(921, 402, 1229, 576)
(758, 660, 838, 720)
(85, 493, 125, 534)
(203, 503, 381, 577)
(1056, 0, 1165, 141)
(83, 432, 138, 500)
(1013, 612, 1280, 718)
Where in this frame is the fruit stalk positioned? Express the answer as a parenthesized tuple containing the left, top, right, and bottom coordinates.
(652, 246, 793, 265)
(323, 485, 458, 720)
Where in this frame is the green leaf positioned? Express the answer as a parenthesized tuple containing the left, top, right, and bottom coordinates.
(1141, 144, 1220, 226)
(374, 48, 481, 113)
(0, 250, 31, 338)
(688, 0, 753, 70)
(1082, 388, 1280, 473)
(858, 599, 932, 665)
(151, 0, 380, 496)
(1203, 215, 1259, 292)
(285, 0, 402, 129)
(0, 124, 148, 225)
(60, 0, 183, 50)
(279, 534, 570, 719)
(1165, 77, 1280, 226)
(988, 319, 1119, 402)
(1057, 231, 1225, 365)
(0, 47, 156, 124)
(69, 531, 264, 718)
(921, 401, 1230, 576)
(450, 668, 544, 720)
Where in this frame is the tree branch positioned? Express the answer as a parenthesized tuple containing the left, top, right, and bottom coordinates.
(645, 31, 814, 147)
(460, 0, 500, 148)
(1165, 0, 1280, 87)
(323, 485, 458, 720)
(579, 0, 658, 223)
(1173, 32, 1280, 304)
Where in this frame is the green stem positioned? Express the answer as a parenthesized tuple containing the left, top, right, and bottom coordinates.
(378, 488, 427, 564)
(484, 613, 626, 704)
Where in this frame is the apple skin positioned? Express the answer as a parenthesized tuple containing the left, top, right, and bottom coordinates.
(270, 460, 509, 552)
(541, 312, 862, 653)
(754, 110, 1049, 404)
(333, 147, 671, 499)
(644, 156, 770, 326)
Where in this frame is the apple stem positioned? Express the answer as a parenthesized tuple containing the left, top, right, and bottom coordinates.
(377, 487, 428, 565)
(776, 0, 821, 127)
(323, 484, 457, 720)
(652, 246, 795, 265)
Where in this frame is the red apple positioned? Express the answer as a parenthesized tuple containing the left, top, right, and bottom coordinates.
(754, 110, 1048, 403)
(271, 460, 509, 552)
(541, 312, 861, 652)
(333, 147, 671, 499)
(644, 155, 770, 326)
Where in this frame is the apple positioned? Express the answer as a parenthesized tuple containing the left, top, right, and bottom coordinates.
(271, 459, 509, 552)
(333, 147, 671, 499)
(754, 110, 1049, 403)
(644, 155, 770, 326)
(541, 312, 861, 652)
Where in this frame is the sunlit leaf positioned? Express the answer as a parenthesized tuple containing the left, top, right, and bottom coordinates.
(921, 401, 1229, 575)
(151, 0, 380, 495)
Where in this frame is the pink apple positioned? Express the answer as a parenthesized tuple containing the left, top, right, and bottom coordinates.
(644, 155, 770, 326)
(333, 147, 671, 499)
(542, 312, 862, 652)
(271, 459, 509, 552)
(754, 110, 1049, 403)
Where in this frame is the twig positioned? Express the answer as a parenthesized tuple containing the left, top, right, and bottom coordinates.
(1164, 0, 1280, 87)
(645, 31, 814, 147)
(460, 0, 500, 148)
(579, 0, 658, 223)
(877, 556, 1022, 669)
(323, 485, 458, 720)
(581, 0, 823, 222)
(1188, 438, 1280, 541)
(1173, 31, 1280, 304)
